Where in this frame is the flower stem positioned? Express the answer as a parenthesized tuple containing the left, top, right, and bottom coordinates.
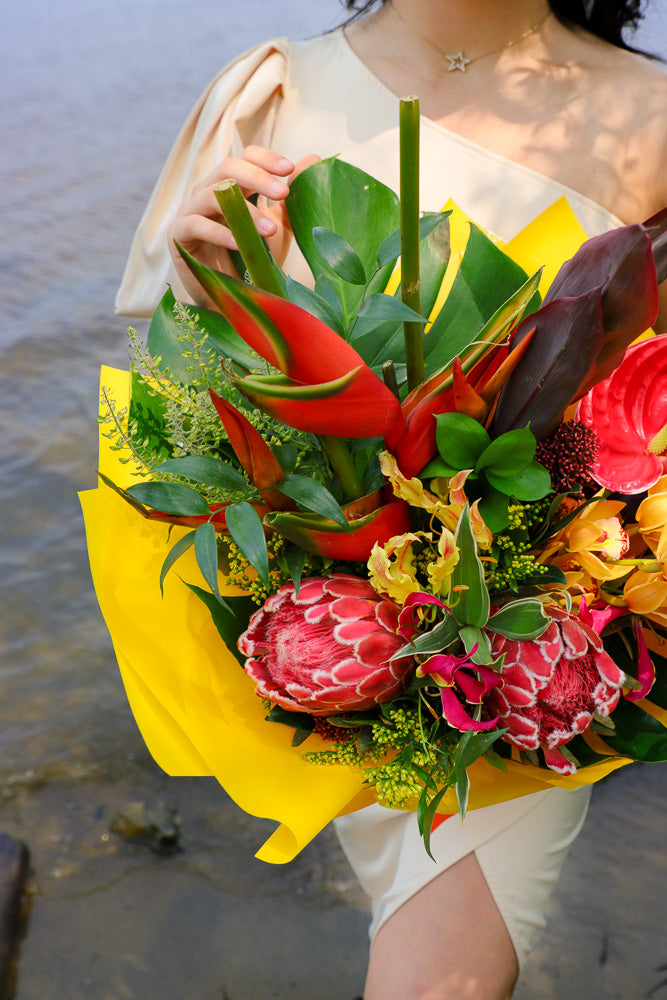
(612, 558, 662, 572)
(213, 180, 284, 297)
(382, 360, 401, 399)
(400, 96, 424, 391)
(320, 436, 364, 501)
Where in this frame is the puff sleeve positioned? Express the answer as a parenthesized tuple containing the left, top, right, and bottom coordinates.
(115, 38, 290, 317)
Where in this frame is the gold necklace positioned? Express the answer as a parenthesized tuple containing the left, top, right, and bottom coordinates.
(390, 3, 551, 73)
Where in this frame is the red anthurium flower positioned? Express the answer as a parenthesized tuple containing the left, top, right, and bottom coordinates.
(576, 336, 667, 493)
(177, 245, 405, 441)
(238, 575, 416, 715)
(418, 647, 500, 733)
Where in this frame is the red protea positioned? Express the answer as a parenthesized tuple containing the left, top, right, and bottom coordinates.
(237, 575, 416, 715)
(484, 606, 626, 774)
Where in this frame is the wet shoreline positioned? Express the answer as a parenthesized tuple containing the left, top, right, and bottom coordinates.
(2, 0, 667, 996)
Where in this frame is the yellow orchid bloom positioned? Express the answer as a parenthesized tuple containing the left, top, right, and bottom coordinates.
(637, 476, 667, 563)
(429, 470, 493, 551)
(539, 498, 629, 585)
(623, 570, 667, 628)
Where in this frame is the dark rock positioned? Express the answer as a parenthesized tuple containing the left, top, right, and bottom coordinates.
(0, 833, 29, 998)
(110, 801, 182, 853)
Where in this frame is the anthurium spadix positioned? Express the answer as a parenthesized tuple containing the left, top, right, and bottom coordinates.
(176, 244, 405, 441)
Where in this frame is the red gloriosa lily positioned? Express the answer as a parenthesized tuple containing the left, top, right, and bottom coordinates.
(418, 647, 501, 733)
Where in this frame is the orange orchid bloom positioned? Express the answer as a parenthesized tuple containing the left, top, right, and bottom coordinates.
(623, 570, 667, 629)
(538, 498, 630, 586)
(637, 475, 667, 563)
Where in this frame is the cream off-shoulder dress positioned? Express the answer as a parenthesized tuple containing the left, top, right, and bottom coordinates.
(116, 27, 622, 967)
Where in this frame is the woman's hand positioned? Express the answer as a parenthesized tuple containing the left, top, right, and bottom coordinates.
(168, 145, 320, 306)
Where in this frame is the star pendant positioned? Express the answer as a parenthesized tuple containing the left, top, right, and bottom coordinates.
(446, 50, 470, 73)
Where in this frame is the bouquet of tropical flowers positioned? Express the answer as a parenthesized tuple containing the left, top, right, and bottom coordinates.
(82, 100, 667, 861)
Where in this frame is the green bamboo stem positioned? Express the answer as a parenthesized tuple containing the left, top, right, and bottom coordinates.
(320, 435, 364, 501)
(400, 96, 424, 391)
(382, 360, 401, 399)
(214, 180, 284, 297)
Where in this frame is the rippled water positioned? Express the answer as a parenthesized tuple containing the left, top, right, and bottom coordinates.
(2, 1, 667, 997)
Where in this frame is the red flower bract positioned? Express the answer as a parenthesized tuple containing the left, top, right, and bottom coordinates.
(484, 607, 626, 774)
(238, 575, 416, 715)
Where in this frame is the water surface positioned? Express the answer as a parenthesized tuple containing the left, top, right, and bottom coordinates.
(2, 2, 666, 997)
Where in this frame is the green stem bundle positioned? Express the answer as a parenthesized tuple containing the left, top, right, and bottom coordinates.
(214, 180, 284, 298)
(320, 436, 364, 501)
(399, 96, 424, 391)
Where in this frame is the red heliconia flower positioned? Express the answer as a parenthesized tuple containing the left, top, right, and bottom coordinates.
(237, 575, 416, 715)
(576, 336, 667, 493)
(177, 245, 405, 441)
(484, 606, 626, 774)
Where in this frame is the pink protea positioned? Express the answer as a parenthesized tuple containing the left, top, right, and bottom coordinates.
(484, 606, 626, 775)
(237, 575, 416, 716)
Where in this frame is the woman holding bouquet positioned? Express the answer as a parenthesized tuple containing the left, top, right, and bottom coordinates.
(116, 1, 667, 997)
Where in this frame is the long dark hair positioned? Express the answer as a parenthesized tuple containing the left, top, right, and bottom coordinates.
(341, 0, 648, 52)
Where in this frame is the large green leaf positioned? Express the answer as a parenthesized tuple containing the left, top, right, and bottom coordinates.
(277, 473, 349, 528)
(423, 225, 533, 372)
(194, 522, 225, 604)
(485, 460, 552, 501)
(348, 215, 452, 375)
(355, 294, 427, 325)
(225, 501, 269, 584)
(487, 599, 550, 640)
(153, 455, 247, 491)
(312, 227, 367, 285)
(476, 425, 536, 474)
(435, 412, 490, 470)
(392, 615, 460, 660)
(450, 506, 490, 627)
(608, 699, 667, 762)
(160, 529, 196, 595)
(126, 481, 209, 516)
(376, 211, 450, 268)
(286, 158, 401, 326)
(285, 277, 345, 335)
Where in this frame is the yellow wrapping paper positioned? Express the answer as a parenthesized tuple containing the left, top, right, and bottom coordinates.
(81, 201, 652, 863)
